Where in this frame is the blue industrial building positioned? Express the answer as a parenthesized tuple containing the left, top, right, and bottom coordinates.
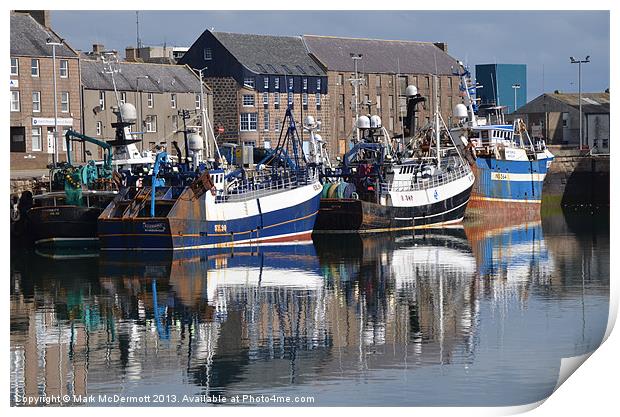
(475, 64, 527, 113)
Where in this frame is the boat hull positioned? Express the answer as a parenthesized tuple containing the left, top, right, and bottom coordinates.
(314, 184, 473, 233)
(98, 182, 323, 250)
(27, 205, 103, 249)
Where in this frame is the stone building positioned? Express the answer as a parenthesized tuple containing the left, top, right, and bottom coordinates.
(303, 35, 463, 155)
(512, 92, 609, 152)
(179, 30, 329, 150)
(80, 53, 213, 159)
(10, 11, 84, 171)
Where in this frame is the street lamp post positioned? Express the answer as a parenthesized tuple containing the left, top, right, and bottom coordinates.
(136, 75, 149, 151)
(511, 83, 521, 114)
(570, 56, 590, 149)
(46, 37, 63, 166)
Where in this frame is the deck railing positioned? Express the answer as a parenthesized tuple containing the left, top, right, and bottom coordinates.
(217, 169, 319, 203)
(383, 163, 471, 193)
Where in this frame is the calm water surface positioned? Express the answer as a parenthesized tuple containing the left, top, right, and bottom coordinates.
(9, 211, 609, 406)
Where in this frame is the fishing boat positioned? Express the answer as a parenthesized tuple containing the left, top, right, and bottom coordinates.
(97, 107, 323, 251)
(314, 78, 474, 233)
(451, 65, 554, 214)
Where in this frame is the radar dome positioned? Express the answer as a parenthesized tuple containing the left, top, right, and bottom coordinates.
(304, 115, 316, 126)
(370, 115, 382, 128)
(314, 134, 323, 143)
(356, 115, 370, 129)
(120, 103, 137, 123)
(188, 132, 204, 151)
(405, 85, 418, 97)
(453, 103, 468, 119)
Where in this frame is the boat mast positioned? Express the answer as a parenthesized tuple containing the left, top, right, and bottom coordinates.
(434, 74, 441, 169)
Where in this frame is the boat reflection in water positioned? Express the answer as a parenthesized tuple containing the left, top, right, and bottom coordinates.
(10, 212, 607, 406)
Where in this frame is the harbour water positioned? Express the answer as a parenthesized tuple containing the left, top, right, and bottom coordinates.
(9, 210, 609, 407)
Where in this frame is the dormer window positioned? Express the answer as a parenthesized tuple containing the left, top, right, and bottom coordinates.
(244, 77, 255, 89)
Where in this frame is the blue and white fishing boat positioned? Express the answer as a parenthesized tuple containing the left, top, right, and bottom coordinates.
(98, 107, 323, 250)
(451, 66, 554, 212)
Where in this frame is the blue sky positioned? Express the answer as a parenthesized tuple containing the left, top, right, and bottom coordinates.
(51, 10, 610, 101)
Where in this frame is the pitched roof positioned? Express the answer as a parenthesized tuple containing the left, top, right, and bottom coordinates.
(211, 31, 326, 76)
(10, 13, 78, 58)
(303, 35, 459, 75)
(547, 92, 609, 113)
(80, 59, 207, 94)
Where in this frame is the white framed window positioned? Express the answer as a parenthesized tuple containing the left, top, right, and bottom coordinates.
(61, 92, 70, 113)
(240, 113, 257, 131)
(147, 93, 154, 108)
(242, 94, 255, 107)
(302, 93, 308, 106)
(99, 91, 105, 108)
(61, 127, 70, 151)
(59, 60, 68, 78)
(244, 77, 255, 88)
(317, 79, 321, 90)
(32, 91, 41, 113)
(274, 93, 280, 106)
(10, 57, 18, 76)
(204, 48, 212, 60)
(170, 93, 177, 108)
(274, 77, 280, 90)
(288, 92, 293, 105)
(31, 126, 42, 151)
(264, 77, 269, 89)
(262, 92, 268, 106)
(264, 140, 271, 149)
(195, 94, 201, 109)
(31, 59, 39, 77)
(274, 118, 281, 132)
(145, 115, 157, 132)
(288, 78, 293, 90)
(263, 112, 269, 131)
(120, 91, 126, 105)
(303, 78, 308, 90)
(11, 91, 20, 112)
(316, 93, 321, 108)
(96, 121, 102, 136)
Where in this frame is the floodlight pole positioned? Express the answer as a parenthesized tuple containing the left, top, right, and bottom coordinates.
(570, 56, 590, 149)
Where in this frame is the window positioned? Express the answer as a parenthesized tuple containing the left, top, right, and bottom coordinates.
(204, 48, 212, 60)
(264, 140, 271, 149)
(426, 76, 430, 89)
(96, 121, 102, 136)
(375, 76, 381, 88)
(317, 79, 321, 91)
(264, 77, 269, 89)
(170, 93, 177, 108)
(288, 92, 293, 105)
(62, 127, 70, 151)
(274, 93, 280, 107)
(59, 60, 68, 78)
(172, 115, 178, 131)
(339, 94, 345, 110)
(288, 78, 293, 90)
(195, 94, 201, 109)
(302, 93, 308, 107)
(389, 116, 395, 131)
(11, 58, 18, 76)
(448, 77, 453, 91)
(303, 78, 308, 90)
(242, 94, 255, 107)
(262, 92, 268, 106)
(61, 92, 69, 113)
(31, 59, 39, 77)
(145, 115, 157, 132)
(244, 77, 255, 88)
(11, 91, 20, 112)
(337, 73, 344, 86)
(316, 93, 321, 108)
(274, 77, 280, 90)
(32, 91, 41, 113)
(10, 127, 26, 153)
(389, 95, 394, 110)
(120, 91, 127, 105)
(275, 118, 281, 132)
(31, 127, 42, 151)
(99, 91, 105, 108)
(240, 113, 257, 131)
(398, 76, 408, 92)
(338, 116, 345, 133)
(376, 95, 381, 109)
(147, 93, 154, 108)
(263, 112, 270, 131)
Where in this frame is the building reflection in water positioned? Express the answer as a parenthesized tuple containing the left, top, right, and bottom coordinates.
(10, 212, 607, 405)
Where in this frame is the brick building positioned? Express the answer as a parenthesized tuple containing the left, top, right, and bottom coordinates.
(179, 30, 329, 150)
(10, 11, 84, 171)
(80, 52, 213, 159)
(303, 35, 463, 155)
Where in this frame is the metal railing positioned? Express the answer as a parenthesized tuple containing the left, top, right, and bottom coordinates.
(217, 169, 319, 203)
(383, 163, 471, 193)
